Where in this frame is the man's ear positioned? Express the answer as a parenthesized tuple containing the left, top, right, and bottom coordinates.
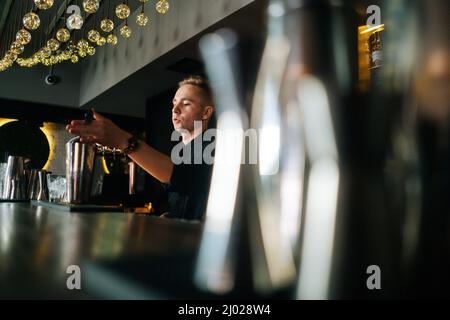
(202, 105, 214, 120)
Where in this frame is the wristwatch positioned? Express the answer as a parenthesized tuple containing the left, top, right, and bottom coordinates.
(122, 135, 141, 155)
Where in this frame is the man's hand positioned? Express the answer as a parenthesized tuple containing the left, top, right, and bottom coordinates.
(67, 109, 174, 183)
(66, 110, 132, 149)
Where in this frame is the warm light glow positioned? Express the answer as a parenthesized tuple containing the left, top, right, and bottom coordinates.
(0, 118, 17, 126)
(1, 119, 54, 171)
(40, 123, 56, 171)
(101, 156, 110, 175)
(357, 24, 385, 92)
(360, 23, 385, 35)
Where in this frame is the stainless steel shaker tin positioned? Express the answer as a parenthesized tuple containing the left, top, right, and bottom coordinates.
(66, 137, 96, 204)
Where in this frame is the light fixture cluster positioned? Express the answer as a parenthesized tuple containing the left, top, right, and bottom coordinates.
(0, 0, 170, 72)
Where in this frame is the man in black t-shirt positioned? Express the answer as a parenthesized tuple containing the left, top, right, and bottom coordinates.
(67, 76, 215, 220)
(164, 134, 214, 220)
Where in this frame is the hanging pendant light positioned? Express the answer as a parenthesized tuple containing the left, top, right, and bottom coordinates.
(47, 39, 60, 52)
(101, 19, 114, 32)
(88, 30, 101, 43)
(83, 0, 100, 14)
(1, 0, 174, 71)
(120, 24, 131, 38)
(156, 0, 169, 14)
(10, 42, 25, 55)
(97, 37, 107, 46)
(137, 13, 149, 27)
(34, 0, 54, 10)
(56, 28, 70, 42)
(16, 29, 32, 45)
(107, 34, 118, 45)
(87, 46, 96, 56)
(137, 4, 149, 27)
(116, 2, 131, 20)
(71, 55, 79, 63)
(23, 12, 41, 30)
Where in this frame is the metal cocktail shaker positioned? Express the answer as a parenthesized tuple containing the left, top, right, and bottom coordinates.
(65, 137, 97, 204)
(2, 156, 26, 200)
(26, 169, 39, 200)
(27, 169, 47, 200)
(37, 170, 50, 201)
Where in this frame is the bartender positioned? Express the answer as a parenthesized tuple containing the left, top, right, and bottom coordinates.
(66, 76, 215, 220)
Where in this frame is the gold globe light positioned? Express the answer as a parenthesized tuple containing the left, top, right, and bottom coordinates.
(34, 0, 54, 10)
(87, 46, 96, 56)
(10, 42, 25, 55)
(67, 41, 76, 52)
(107, 34, 118, 45)
(120, 25, 131, 38)
(56, 28, 70, 42)
(77, 39, 89, 51)
(83, 0, 100, 14)
(67, 14, 84, 30)
(116, 3, 131, 20)
(23, 12, 41, 30)
(4, 0, 174, 71)
(16, 29, 32, 45)
(47, 39, 60, 52)
(156, 0, 169, 14)
(4, 53, 15, 62)
(42, 58, 51, 66)
(136, 13, 149, 27)
(41, 47, 52, 58)
(97, 37, 107, 46)
(101, 19, 114, 32)
(88, 30, 101, 43)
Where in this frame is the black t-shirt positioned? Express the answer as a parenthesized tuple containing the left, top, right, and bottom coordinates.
(163, 135, 214, 220)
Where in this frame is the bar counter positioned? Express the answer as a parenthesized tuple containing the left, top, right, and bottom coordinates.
(0, 202, 203, 299)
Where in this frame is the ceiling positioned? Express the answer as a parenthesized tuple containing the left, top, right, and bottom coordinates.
(0, 0, 266, 118)
(0, 0, 146, 57)
(85, 1, 266, 118)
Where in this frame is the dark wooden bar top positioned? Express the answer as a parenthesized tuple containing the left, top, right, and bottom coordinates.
(0, 203, 203, 299)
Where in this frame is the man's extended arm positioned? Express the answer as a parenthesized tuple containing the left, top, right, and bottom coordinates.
(66, 110, 173, 183)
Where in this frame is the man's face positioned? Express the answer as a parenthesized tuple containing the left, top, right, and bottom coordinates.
(172, 84, 205, 132)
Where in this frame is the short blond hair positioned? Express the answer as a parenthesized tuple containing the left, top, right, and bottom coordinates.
(178, 75, 214, 107)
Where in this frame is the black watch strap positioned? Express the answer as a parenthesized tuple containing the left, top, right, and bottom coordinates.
(123, 135, 140, 155)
